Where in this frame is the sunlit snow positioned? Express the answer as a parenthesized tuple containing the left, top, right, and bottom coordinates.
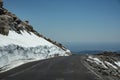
(0, 30, 53, 47)
(115, 62, 120, 67)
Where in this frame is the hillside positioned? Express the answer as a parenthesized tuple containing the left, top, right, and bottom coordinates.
(0, 0, 71, 73)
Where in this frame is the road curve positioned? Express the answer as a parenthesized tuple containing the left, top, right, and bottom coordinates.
(0, 55, 101, 80)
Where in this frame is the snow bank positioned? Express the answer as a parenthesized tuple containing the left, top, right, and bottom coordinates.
(0, 45, 68, 73)
(0, 30, 70, 73)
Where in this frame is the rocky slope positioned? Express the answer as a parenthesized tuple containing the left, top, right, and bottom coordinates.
(0, 1, 71, 73)
(85, 52, 120, 80)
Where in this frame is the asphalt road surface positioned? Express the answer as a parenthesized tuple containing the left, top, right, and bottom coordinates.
(0, 55, 101, 80)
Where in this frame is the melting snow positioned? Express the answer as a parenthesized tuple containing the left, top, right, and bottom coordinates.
(87, 56, 108, 68)
(115, 62, 120, 67)
(105, 61, 117, 69)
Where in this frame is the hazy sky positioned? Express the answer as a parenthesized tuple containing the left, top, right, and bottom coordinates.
(4, 0, 120, 44)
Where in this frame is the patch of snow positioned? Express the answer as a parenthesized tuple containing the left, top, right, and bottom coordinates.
(0, 30, 53, 47)
(88, 56, 108, 68)
(88, 56, 102, 65)
(66, 49, 71, 53)
(115, 62, 120, 67)
(105, 61, 117, 69)
(86, 59, 94, 63)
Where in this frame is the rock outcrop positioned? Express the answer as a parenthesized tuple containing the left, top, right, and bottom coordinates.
(85, 52, 120, 80)
(0, 15, 9, 35)
(0, 0, 3, 8)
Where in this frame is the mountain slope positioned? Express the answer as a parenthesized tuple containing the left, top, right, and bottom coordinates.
(0, 1, 71, 73)
(85, 52, 120, 80)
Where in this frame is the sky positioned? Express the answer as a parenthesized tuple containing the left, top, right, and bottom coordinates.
(3, 0, 120, 51)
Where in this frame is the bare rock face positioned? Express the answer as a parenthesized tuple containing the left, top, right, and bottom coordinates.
(0, 0, 9, 35)
(0, 0, 3, 8)
(0, 15, 10, 35)
(85, 52, 120, 80)
(0, 0, 4, 15)
(0, 0, 35, 35)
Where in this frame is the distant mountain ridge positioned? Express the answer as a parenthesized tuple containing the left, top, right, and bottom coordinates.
(72, 50, 120, 54)
(72, 50, 104, 54)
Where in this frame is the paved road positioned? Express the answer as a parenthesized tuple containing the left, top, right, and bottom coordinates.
(0, 55, 101, 80)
